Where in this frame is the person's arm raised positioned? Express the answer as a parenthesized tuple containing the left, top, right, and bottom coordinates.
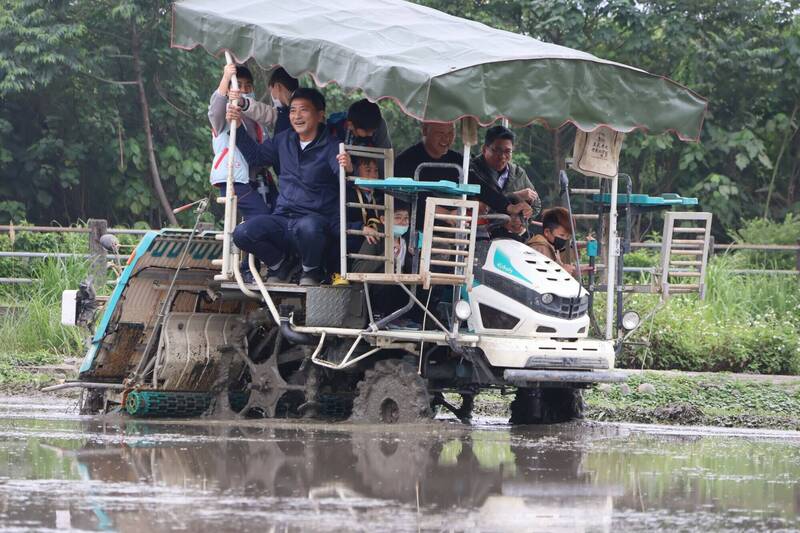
(229, 89, 277, 128)
(226, 104, 277, 167)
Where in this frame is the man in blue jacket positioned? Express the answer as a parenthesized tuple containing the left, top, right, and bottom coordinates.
(226, 88, 352, 286)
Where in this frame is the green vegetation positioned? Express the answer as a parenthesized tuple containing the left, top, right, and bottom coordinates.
(1, 0, 799, 236)
(0, 223, 797, 390)
(616, 216, 800, 375)
(0, 226, 117, 389)
(620, 262, 800, 375)
(475, 371, 800, 429)
(0, 256, 88, 387)
(732, 213, 800, 270)
(584, 372, 800, 430)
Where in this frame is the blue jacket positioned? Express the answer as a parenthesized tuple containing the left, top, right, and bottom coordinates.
(275, 106, 291, 136)
(236, 124, 341, 219)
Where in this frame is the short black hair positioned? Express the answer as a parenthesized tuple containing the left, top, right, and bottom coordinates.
(484, 125, 515, 146)
(542, 207, 571, 234)
(290, 87, 326, 111)
(268, 67, 299, 92)
(393, 200, 410, 213)
(347, 99, 382, 131)
(357, 158, 379, 169)
(235, 65, 253, 82)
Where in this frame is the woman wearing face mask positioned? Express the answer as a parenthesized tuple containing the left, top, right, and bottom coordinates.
(527, 207, 579, 277)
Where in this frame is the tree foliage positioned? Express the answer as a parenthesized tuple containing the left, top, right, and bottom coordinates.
(0, 0, 798, 236)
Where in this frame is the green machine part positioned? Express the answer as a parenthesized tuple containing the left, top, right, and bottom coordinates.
(125, 390, 249, 418)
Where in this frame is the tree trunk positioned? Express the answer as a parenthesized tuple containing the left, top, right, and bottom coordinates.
(131, 20, 177, 227)
(788, 134, 800, 207)
(764, 103, 799, 219)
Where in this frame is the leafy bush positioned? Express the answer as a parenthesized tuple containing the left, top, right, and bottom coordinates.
(620, 258, 800, 374)
(730, 214, 800, 270)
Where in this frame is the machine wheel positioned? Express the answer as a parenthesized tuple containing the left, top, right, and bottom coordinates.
(301, 364, 355, 420)
(226, 327, 308, 419)
(509, 387, 584, 425)
(351, 359, 433, 424)
(79, 387, 106, 415)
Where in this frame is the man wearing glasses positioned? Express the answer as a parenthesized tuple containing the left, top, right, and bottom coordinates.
(469, 125, 539, 237)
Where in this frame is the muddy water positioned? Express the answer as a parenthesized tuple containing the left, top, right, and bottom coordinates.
(0, 398, 798, 532)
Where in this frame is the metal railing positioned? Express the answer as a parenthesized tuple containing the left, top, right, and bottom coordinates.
(0, 221, 797, 286)
(0, 220, 147, 285)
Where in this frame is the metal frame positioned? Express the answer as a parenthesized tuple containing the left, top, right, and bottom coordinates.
(338, 143, 395, 277)
(604, 175, 619, 340)
(418, 197, 479, 289)
(659, 211, 713, 299)
(213, 51, 240, 282)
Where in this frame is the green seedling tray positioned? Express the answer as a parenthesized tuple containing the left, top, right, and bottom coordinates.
(590, 192, 698, 206)
(355, 177, 480, 197)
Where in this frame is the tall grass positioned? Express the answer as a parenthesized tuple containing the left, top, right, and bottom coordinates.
(0, 257, 90, 364)
(704, 256, 800, 319)
(0, 223, 131, 369)
(620, 256, 800, 374)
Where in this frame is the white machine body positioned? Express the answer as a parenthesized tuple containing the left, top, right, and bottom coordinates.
(61, 290, 78, 326)
(466, 239, 614, 370)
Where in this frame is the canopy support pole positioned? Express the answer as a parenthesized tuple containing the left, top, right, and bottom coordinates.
(339, 143, 347, 276)
(604, 174, 619, 340)
(214, 51, 239, 282)
(453, 117, 476, 338)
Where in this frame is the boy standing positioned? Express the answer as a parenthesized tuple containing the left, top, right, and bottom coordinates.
(208, 63, 272, 217)
(327, 99, 392, 149)
(231, 67, 299, 137)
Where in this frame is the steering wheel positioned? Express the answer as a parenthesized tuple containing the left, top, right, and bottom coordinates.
(529, 196, 543, 219)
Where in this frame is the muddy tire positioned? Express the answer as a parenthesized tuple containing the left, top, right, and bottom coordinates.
(350, 359, 433, 424)
(509, 387, 584, 425)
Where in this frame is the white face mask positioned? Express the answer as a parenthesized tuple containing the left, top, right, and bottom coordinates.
(271, 96, 283, 108)
(242, 92, 256, 101)
(393, 225, 409, 237)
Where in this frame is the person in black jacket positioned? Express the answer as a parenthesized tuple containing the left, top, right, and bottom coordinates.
(469, 126, 537, 239)
(394, 122, 463, 221)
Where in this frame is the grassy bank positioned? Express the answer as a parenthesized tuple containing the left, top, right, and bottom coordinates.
(616, 254, 800, 375)
(475, 371, 800, 430)
(0, 253, 92, 389)
(0, 220, 797, 406)
(584, 372, 800, 430)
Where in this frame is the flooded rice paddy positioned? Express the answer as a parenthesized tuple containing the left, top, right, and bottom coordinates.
(0, 396, 798, 532)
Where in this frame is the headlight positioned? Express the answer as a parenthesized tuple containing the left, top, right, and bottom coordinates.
(621, 311, 641, 331)
(541, 293, 554, 305)
(455, 300, 472, 321)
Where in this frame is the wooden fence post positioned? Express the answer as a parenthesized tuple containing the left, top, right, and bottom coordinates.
(796, 238, 800, 275)
(88, 219, 108, 288)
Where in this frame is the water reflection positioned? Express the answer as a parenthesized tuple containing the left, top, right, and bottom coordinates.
(0, 408, 798, 532)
